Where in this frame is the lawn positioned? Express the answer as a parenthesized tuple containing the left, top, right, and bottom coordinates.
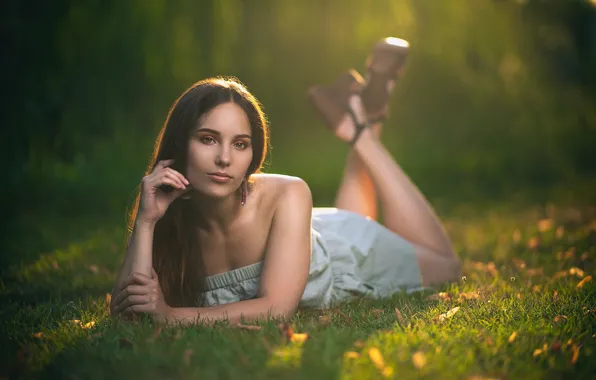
(1, 187, 595, 379)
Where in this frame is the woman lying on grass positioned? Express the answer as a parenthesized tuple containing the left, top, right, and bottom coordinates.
(110, 38, 462, 326)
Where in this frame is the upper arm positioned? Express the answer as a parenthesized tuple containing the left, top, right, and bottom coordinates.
(258, 178, 313, 316)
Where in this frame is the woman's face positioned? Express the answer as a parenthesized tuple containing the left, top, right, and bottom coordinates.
(186, 102, 254, 200)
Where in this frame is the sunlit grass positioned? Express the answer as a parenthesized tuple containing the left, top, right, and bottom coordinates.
(1, 197, 595, 379)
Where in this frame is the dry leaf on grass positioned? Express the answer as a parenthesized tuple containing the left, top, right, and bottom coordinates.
(458, 292, 481, 301)
(508, 332, 517, 343)
(577, 275, 592, 289)
(236, 323, 263, 331)
(435, 307, 460, 323)
(394, 307, 405, 326)
(570, 344, 580, 365)
(533, 343, 548, 357)
(412, 351, 426, 369)
(32, 332, 44, 339)
(426, 292, 451, 301)
(318, 315, 331, 325)
(538, 218, 553, 232)
(553, 315, 568, 323)
(569, 267, 585, 278)
(371, 308, 384, 318)
(556, 226, 565, 238)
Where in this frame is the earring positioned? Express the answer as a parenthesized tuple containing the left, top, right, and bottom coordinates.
(241, 179, 248, 206)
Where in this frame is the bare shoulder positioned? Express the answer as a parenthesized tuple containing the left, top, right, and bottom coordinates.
(250, 173, 312, 209)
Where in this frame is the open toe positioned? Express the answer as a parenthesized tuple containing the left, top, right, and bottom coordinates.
(307, 70, 369, 146)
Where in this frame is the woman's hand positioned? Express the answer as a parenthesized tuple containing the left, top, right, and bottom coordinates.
(138, 159, 190, 225)
(110, 268, 172, 324)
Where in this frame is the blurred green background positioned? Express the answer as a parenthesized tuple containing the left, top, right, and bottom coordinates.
(3, 0, 596, 266)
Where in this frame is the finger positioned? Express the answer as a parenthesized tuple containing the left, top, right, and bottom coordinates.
(112, 284, 149, 308)
(152, 159, 175, 173)
(156, 177, 185, 191)
(151, 267, 158, 279)
(122, 303, 153, 315)
(164, 168, 190, 186)
(114, 294, 151, 313)
(161, 171, 186, 189)
(128, 272, 153, 286)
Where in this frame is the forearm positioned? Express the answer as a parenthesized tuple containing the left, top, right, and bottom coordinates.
(113, 219, 155, 293)
(165, 297, 292, 326)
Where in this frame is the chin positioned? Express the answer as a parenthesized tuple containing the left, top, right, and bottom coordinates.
(196, 182, 237, 200)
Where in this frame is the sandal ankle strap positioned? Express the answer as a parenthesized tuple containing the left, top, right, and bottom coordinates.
(347, 107, 369, 146)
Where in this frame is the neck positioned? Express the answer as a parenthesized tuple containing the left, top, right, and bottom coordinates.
(187, 192, 242, 233)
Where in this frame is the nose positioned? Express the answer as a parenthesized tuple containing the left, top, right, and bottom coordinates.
(216, 146, 231, 167)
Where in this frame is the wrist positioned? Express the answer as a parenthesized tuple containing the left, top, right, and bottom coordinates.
(135, 217, 156, 230)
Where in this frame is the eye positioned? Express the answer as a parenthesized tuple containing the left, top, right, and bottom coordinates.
(200, 136, 216, 144)
(234, 141, 249, 150)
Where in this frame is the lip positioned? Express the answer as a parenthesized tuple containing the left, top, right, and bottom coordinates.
(207, 173, 232, 183)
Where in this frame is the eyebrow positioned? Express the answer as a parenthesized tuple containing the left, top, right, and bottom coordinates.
(196, 128, 251, 139)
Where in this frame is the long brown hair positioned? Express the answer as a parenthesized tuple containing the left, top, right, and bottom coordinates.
(127, 77, 269, 307)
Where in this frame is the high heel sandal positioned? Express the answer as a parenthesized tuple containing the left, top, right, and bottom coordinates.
(360, 37, 410, 124)
(307, 70, 369, 146)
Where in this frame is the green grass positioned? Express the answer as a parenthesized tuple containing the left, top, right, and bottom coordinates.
(2, 191, 595, 379)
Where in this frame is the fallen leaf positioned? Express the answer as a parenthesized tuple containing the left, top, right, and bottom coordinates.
(368, 347, 385, 370)
(394, 307, 406, 327)
(577, 275, 592, 289)
(412, 351, 426, 369)
(533, 343, 548, 357)
(105, 293, 112, 307)
(569, 267, 585, 278)
(344, 351, 360, 359)
(508, 332, 517, 343)
(532, 285, 541, 293)
(89, 265, 99, 274)
(237, 323, 262, 331)
(371, 308, 384, 318)
(485, 336, 494, 346)
(436, 307, 460, 323)
(353, 340, 365, 349)
(527, 237, 540, 249)
(381, 366, 394, 378)
(318, 315, 331, 325)
(32, 332, 44, 339)
(556, 226, 565, 238)
(512, 229, 522, 243)
(581, 252, 589, 261)
(554, 315, 568, 323)
(538, 218, 553, 232)
(426, 292, 451, 301)
(81, 321, 95, 329)
(570, 344, 580, 365)
(290, 333, 308, 343)
(458, 292, 481, 301)
(553, 290, 558, 301)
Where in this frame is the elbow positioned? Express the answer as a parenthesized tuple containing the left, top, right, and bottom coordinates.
(265, 297, 298, 321)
